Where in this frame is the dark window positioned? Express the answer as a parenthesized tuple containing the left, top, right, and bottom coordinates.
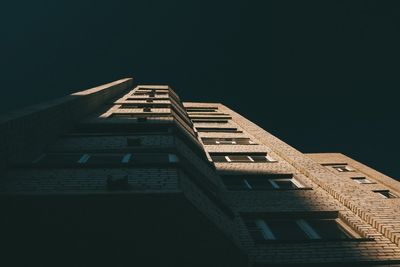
(192, 119, 228, 123)
(332, 165, 354, 172)
(33, 153, 179, 166)
(186, 107, 218, 112)
(111, 114, 134, 119)
(137, 117, 147, 123)
(222, 175, 302, 190)
(87, 154, 128, 164)
(307, 219, 350, 239)
(226, 155, 252, 162)
(373, 190, 397, 198)
(271, 179, 298, 189)
(143, 107, 152, 112)
(244, 214, 353, 242)
(210, 153, 277, 163)
(190, 116, 231, 120)
(351, 177, 374, 184)
(187, 109, 217, 113)
(33, 154, 82, 164)
(265, 220, 308, 240)
(130, 153, 168, 164)
(250, 155, 270, 162)
(120, 104, 169, 109)
(202, 137, 255, 145)
(196, 127, 242, 133)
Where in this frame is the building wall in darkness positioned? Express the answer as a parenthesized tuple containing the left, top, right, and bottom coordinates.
(1, 79, 400, 266)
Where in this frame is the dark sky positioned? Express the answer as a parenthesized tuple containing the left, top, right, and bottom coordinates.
(1, 1, 399, 179)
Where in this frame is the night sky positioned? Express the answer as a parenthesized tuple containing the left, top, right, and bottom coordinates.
(1, 1, 399, 179)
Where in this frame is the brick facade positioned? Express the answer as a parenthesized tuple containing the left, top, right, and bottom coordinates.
(1, 79, 399, 266)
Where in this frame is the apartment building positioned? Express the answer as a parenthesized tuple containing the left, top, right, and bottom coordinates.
(1, 78, 400, 266)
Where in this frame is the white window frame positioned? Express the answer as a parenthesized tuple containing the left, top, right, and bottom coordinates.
(374, 190, 397, 199)
(255, 219, 276, 240)
(296, 219, 321, 239)
(333, 165, 354, 172)
(253, 218, 355, 241)
(168, 154, 179, 163)
(77, 154, 90, 164)
(243, 179, 253, 189)
(265, 155, 278, 162)
(121, 153, 132, 163)
(269, 178, 304, 189)
(352, 177, 373, 184)
(214, 139, 237, 145)
(225, 155, 253, 162)
(376, 191, 389, 198)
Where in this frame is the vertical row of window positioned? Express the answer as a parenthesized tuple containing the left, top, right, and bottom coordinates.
(326, 164, 398, 199)
(187, 106, 230, 124)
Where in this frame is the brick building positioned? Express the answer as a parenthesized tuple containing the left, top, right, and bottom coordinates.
(1, 78, 400, 266)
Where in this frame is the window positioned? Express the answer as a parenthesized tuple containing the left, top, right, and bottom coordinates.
(143, 107, 152, 112)
(332, 165, 354, 172)
(190, 116, 231, 120)
(186, 107, 218, 112)
(78, 154, 90, 163)
(111, 114, 135, 119)
(33, 153, 82, 164)
(351, 177, 374, 184)
(86, 153, 131, 164)
(373, 190, 398, 199)
(196, 127, 242, 133)
(120, 104, 169, 109)
(245, 213, 355, 242)
(192, 119, 228, 123)
(33, 153, 178, 166)
(168, 154, 179, 163)
(202, 137, 256, 145)
(222, 175, 304, 190)
(137, 117, 147, 123)
(210, 153, 277, 163)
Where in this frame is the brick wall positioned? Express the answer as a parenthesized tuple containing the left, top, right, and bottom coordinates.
(0, 78, 133, 174)
(184, 101, 400, 265)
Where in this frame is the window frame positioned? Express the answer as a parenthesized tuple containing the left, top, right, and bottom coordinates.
(222, 175, 307, 191)
(351, 177, 375, 184)
(373, 190, 398, 199)
(247, 215, 359, 243)
(216, 154, 277, 163)
(332, 165, 355, 172)
(269, 178, 305, 189)
(202, 137, 256, 145)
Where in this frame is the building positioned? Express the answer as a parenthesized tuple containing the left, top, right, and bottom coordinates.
(1, 78, 400, 266)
